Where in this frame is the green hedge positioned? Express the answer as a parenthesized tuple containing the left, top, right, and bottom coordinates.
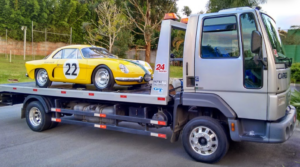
(291, 63, 300, 83)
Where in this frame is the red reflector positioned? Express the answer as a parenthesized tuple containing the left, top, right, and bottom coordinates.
(61, 91, 66, 94)
(158, 121, 166, 125)
(56, 109, 61, 112)
(13, 87, 17, 90)
(56, 118, 61, 122)
(33, 89, 37, 92)
(100, 125, 106, 129)
(89, 93, 94, 96)
(157, 97, 165, 101)
(158, 134, 167, 139)
(120, 95, 127, 98)
(100, 114, 106, 118)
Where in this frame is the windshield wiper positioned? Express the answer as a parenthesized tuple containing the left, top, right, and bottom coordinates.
(277, 57, 292, 67)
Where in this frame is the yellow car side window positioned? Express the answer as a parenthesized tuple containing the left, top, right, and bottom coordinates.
(64, 49, 77, 59)
(53, 50, 62, 59)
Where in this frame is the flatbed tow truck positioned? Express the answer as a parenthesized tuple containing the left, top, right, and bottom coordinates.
(0, 7, 297, 163)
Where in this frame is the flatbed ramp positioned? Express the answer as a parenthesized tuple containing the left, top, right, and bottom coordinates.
(0, 82, 169, 105)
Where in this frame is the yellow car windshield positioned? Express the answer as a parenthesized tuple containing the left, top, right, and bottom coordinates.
(81, 47, 117, 59)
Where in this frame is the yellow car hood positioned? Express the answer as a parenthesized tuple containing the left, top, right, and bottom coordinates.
(89, 58, 152, 74)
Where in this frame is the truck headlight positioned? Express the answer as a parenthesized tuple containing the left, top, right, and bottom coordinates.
(119, 64, 129, 73)
(144, 74, 151, 82)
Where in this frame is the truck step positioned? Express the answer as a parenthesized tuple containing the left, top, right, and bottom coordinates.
(50, 108, 167, 126)
(51, 117, 167, 139)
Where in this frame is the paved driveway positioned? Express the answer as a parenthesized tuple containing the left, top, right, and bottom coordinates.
(0, 105, 299, 167)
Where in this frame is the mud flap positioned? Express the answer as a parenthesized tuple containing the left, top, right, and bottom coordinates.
(171, 105, 189, 143)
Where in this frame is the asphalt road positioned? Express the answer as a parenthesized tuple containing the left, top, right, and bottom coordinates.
(0, 105, 299, 167)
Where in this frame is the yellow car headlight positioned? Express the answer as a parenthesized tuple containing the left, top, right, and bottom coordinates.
(119, 64, 129, 73)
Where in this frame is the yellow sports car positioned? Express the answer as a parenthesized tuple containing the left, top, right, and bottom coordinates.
(25, 45, 153, 90)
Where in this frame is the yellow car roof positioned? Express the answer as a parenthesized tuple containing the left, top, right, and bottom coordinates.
(59, 45, 106, 50)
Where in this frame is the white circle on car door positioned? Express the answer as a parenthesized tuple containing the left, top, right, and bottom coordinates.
(63, 59, 80, 79)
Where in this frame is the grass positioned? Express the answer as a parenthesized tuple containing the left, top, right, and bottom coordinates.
(0, 56, 183, 84)
(170, 66, 183, 78)
(0, 54, 45, 84)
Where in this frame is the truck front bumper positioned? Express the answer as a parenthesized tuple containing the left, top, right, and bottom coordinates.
(229, 105, 297, 143)
(268, 105, 297, 143)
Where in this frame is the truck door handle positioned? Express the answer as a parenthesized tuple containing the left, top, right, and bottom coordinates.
(186, 62, 188, 76)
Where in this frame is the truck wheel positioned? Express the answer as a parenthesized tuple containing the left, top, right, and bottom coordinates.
(25, 101, 51, 132)
(182, 116, 229, 163)
(92, 65, 114, 90)
(35, 69, 52, 88)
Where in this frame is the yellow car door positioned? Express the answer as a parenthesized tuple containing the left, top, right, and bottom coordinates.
(54, 48, 87, 83)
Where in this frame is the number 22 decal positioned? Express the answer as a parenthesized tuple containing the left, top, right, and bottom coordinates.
(65, 63, 77, 76)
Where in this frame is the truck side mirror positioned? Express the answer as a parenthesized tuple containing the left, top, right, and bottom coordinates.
(251, 30, 262, 55)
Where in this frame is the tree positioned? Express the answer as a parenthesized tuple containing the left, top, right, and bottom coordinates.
(198, 10, 205, 14)
(206, 0, 266, 13)
(281, 26, 300, 45)
(182, 6, 192, 16)
(125, 0, 176, 63)
(85, 1, 128, 52)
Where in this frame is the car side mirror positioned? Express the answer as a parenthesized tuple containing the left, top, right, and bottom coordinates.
(251, 30, 262, 55)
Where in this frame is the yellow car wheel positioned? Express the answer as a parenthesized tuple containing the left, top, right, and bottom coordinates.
(35, 69, 52, 88)
(92, 65, 115, 90)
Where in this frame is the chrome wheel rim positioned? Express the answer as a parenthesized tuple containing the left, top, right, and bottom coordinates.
(37, 69, 48, 86)
(189, 126, 218, 156)
(95, 68, 109, 89)
(29, 107, 42, 127)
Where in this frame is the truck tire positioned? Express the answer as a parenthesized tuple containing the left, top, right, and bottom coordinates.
(92, 65, 114, 90)
(182, 116, 229, 163)
(35, 69, 52, 88)
(25, 101, 52, 132)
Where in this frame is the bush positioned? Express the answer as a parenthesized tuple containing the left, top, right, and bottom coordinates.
(290, 90, 300, 120)
(291, 63, 300, 83)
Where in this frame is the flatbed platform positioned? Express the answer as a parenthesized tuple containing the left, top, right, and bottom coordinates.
(0, 82, 169, 105)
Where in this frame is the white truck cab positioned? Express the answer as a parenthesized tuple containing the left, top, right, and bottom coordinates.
(152, 6, 297, 161)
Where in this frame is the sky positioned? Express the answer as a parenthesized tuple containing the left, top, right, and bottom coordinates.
(177, 0, 300, 30)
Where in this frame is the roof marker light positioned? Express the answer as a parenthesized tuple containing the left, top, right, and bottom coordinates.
(164, 13, 179, 21)
(180, 18, 189, 24)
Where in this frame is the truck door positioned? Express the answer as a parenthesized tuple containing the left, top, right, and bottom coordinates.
(194, 13, 268, 120)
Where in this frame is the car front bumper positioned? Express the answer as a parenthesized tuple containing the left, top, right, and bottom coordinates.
(115, 76, 143, 82)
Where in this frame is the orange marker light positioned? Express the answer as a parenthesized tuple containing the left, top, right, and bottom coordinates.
(181, 18, 189, 24)
(164, 13, 179, 20)
(231, 123, 235, 131)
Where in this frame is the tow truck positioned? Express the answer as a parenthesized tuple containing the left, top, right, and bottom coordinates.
(0, 7, 297, 163)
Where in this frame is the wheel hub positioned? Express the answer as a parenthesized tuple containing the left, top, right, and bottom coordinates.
(199, 137, 207, 146)
(189, 126, 218, 155)
(29, 107, 42, 127)
(37, 69, 48, 85)
(95, 69, 109, 88)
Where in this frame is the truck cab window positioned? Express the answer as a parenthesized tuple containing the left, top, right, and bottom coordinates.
(201, 16, 239, 58)
(241, 13, 263, 89)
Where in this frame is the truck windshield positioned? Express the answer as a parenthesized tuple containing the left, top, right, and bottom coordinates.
(261, 14, 292, 67)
